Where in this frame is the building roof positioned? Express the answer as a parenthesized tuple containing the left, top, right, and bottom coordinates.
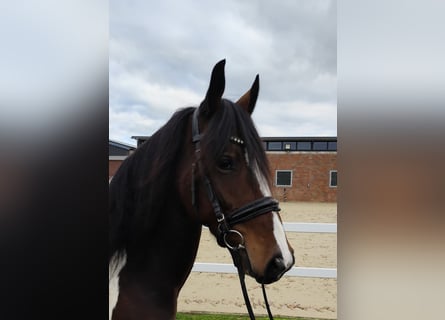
(130, 135, 337, 152)
(131, 135, 151, 141)
(131, 136, 337, 142)
(261, 136, 336, 142)
(109, 140, 136, 150)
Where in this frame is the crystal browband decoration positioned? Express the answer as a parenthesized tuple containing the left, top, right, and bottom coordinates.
(230, 136, 245, 146)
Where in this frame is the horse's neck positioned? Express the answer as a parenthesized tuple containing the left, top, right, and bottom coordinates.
(123, 202, 202, 296)
(153, 203, 202, 287)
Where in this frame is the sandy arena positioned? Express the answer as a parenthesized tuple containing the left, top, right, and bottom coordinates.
(177, 202, 337, 319)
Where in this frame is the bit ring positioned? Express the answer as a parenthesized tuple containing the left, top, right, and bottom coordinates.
(223, 229, 245, 250)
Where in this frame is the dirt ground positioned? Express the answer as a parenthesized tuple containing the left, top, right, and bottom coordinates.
(177, 202, 337, 319)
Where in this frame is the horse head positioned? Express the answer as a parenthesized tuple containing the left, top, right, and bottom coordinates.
(185, 60, 295, 284)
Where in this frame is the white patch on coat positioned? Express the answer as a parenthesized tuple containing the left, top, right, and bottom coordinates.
(109, 253, 126, 320)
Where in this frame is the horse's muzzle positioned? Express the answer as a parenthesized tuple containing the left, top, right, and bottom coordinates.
(255, 253, 295, 284)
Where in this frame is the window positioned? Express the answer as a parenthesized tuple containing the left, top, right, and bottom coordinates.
(267, 141, 282, 151)
(313, 141, 328, 151)
(297, 141, 311, 151)
(329, 170, 337, 187)
(283, 141, 296, 151)
(328, 141, 337, 151)
(276, 170, 292, 187)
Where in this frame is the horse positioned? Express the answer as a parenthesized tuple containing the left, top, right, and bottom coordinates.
(109, 60, 295, 319)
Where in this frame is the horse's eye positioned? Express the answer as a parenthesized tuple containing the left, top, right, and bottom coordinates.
(217, 156, 234, 172)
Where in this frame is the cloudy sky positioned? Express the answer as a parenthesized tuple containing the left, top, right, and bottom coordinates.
(110, 0, 336, 146)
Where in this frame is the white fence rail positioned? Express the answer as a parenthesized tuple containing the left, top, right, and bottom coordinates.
(283, 222, 337, 233)
(193, 222, 337, 279)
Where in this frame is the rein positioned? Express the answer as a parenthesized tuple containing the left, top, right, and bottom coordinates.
(191, 106, 277, 320)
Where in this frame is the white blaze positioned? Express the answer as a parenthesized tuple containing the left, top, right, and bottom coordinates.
(272, 212, 294, 267)
(253, 163, 293, 266)
(252, 162, 272, 197)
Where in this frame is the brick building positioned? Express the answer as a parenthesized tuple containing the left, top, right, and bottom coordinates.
(262, 137, 337, 202)
(108, 140, 136, 179)
(117, 136, 337, 202)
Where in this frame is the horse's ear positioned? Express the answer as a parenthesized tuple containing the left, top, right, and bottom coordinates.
(200, 59, 226, 117)
(236, 74, 259, 115)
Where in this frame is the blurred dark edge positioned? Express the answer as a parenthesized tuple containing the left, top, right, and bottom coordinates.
(0, 2, 108, 319)
(338, 0, 445, 319)
(0, 91, 109, 319)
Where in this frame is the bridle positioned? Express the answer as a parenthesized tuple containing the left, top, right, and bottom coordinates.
(191, 105, 279, 319)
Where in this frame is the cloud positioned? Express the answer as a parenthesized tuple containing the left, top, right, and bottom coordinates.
(253, 99, 337, 137)
(110, 0, 336, 143)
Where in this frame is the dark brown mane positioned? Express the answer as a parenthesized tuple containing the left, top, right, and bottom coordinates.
(109, 107, 195, 265)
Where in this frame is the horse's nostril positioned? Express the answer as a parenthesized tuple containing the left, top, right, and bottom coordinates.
(272, 256, 286, 271)
(262, 255, 286, 284)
